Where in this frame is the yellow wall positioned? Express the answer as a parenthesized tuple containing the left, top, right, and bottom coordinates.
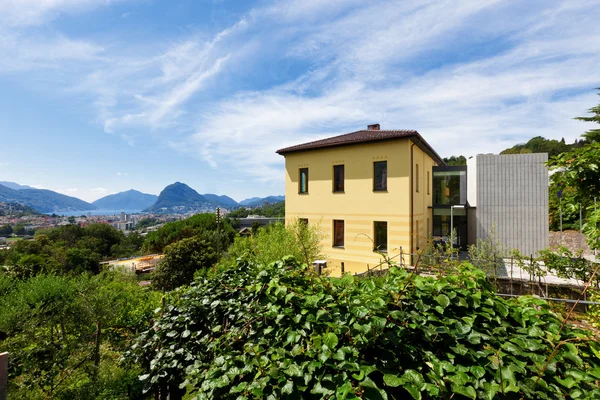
(283, 139, 436, 276)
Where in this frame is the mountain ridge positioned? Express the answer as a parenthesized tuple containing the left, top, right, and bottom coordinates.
(0, 184, 96, 213)
(93, 189, 158, 211)
(144, 182, 209, 213)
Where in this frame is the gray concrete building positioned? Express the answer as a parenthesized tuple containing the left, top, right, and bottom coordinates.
(432, 153, 549, 256)
(472, 153, 549, 256)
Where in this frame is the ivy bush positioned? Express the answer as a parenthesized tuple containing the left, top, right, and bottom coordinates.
(127, 257, 600, 399)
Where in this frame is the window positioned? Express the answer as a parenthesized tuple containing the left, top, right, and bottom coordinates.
(416, 220, 420, 249)
(333, 165, 344, 192)
(416, 163, 420, 192)
(427, 171, 430, 195)
(432, 169, 467, 205)
(374, 221, 387, 252)
(299, 218, 308, 226)
(373, 161, 387, 191)
(333, 220, 344, 247)
(299, 168, 309, 194)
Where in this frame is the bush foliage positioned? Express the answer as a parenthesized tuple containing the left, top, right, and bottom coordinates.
(128, 257, 600, 399)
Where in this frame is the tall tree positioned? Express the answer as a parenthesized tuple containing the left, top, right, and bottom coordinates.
(442, 155, 467, 166)
(576, 88, 600, 143)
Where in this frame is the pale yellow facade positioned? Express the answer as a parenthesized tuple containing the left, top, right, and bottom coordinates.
(283, 138, 438, 276)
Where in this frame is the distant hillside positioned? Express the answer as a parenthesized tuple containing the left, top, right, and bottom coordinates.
(0, 181, 35, 190)
(202, 194, 239, 208)
(0, 202, 40, 216)
(239, 195, 284, 207)
(500, 136, 587, 158)
(228, 201, 284, 218)
(145, 182, 210, 213)
(93, 189, 158, 211)
(0, 184, 96, 213)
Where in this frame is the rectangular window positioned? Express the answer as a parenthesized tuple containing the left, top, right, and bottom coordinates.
(333, 165, 344, 192)
(374, 221, 387, 252)
(299, 168, 309, 194)
(373, 161, 387, 191)
(416, 163, 420, 193)
(416, 220, 420, 249)
(427, 171, 430, 195)
(333, 220, 344, 247)
(299, 218, 308, 226)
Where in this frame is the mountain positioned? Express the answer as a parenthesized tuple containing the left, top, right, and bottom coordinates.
(202, 194, 239, 208)
(0, 184, 96, 213)
(0, 181, 34, 190)
(240, 195, 285, 207)
(144, 182, 210, 213)
(0, 202, 40, 216)
(92, 189, 158, 211)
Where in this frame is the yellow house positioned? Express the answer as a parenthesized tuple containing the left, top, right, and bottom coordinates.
(276, 124, 443, 276)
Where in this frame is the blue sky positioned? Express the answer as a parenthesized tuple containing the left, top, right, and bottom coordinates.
(0, 0, 599, 202)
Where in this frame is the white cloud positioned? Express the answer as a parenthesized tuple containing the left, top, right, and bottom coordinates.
(0, 0, 126, 27)
(0, 162, 8, 167)
(3, 0, 600, 190)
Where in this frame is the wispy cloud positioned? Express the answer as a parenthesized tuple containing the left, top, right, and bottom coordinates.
(2, 0, 600, 192)
(0, 0, 127, 27)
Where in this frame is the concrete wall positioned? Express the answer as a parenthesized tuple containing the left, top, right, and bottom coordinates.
(475, 153, 548, 256)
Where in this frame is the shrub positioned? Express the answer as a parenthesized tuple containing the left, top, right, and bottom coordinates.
(222, 220, 323, 268)
(128, 257, 600, 399)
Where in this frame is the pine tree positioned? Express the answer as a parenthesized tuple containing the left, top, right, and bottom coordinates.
(575, 88, 600, 142)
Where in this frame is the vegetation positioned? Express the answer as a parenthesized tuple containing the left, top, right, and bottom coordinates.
(152, 235, 218, 291)
(221, 219, 323, 268)
(0, 202, 40, 217)
(128, 256, 600, 399)
(135, 217, 160, 230)
(0, 271, 160, 399)
(442, 156, 467, 166)
(142, 212, 236, 254)
(0, 223, 144, 278)
(548, 141, 600, 249)
(500, 136, 587, 158)
(575, 88, 600, 143)
(228, 200, 285, 219)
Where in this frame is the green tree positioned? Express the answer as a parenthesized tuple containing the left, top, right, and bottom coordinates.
(0, 224, 12, 236)
(576, 88, 600, 143)
(152, 235, 218, 291)
(13, 223, 26, 236)
(442, 155, 467, 165)
(548, 142, 600, 249)
(0, 272, 159, 398)
(142, 212, 235, 254)
(134, 217, 160, 230)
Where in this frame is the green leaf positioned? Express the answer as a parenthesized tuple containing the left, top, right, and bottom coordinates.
(482, 382, 500, 400)
(281, 380, 293, 394)
(451, 384, 476, 399)
(435, 294, 450, 308)
(383, 373, 402, 387)
(323, 332, 338, 349)
(360, 377, 388, 400)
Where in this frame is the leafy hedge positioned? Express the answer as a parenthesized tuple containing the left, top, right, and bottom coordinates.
(127, 257, 600, 399)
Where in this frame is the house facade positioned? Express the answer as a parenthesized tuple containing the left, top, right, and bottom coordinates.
(277, 124, 443, 275)
(277, 125, 550, 275)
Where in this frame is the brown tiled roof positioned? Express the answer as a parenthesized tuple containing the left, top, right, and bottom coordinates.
(276, 129, 444, 164)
